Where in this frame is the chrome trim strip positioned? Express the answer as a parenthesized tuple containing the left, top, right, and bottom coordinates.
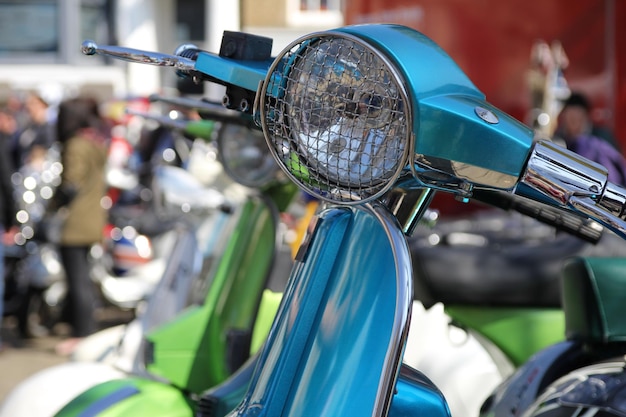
(412, 155, 518, 192)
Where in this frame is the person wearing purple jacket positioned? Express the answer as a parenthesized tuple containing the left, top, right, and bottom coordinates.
(567, 134, 626, 185)
(555, 92, 626, 186)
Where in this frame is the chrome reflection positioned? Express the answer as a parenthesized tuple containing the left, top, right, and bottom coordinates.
(81, 40, 197, 71)
(412, 154, 518, 195)
(364, 201, 414, 417)
(520, 140, 626, 238)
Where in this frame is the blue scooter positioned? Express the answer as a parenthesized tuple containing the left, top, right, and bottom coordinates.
(81, 24, 626, 417)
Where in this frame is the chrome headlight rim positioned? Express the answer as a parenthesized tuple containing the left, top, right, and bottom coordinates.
(260, 30, 414, 205)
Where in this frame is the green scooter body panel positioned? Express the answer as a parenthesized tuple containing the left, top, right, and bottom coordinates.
(145, 196, 279, 394)
(562, 256, 626, 343)
(54, 378, 194, 417)
(445, 306, 564, 366)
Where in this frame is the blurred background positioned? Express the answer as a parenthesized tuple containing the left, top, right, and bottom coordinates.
(0, 0, 624, 145)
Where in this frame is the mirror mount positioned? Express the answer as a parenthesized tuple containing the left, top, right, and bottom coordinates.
(218, 32, 273, 114)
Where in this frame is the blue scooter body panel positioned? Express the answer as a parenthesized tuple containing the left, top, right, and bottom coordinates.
(194, 53, 272, 92)
(228, 205, 415, 417)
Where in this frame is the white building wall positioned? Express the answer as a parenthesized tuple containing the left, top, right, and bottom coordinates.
(116, 0, 161, 97)
(204, 0, 241, 101)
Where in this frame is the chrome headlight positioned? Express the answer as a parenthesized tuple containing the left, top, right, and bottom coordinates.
(260, 32, 412, 204)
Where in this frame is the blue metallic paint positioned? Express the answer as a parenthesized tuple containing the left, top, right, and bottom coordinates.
(194, 53, 273, 92)
(227, 205, 417, 417)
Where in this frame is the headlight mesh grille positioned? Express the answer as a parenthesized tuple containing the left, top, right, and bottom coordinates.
(261, 32, 411, 204)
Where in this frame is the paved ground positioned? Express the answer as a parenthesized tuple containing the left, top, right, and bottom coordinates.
(0, 317, 68, 404)
(0, 308, 134, 405)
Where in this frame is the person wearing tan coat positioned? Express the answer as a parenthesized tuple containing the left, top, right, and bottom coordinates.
(58, 136, 108, 245)
(52, 97, 109, 355)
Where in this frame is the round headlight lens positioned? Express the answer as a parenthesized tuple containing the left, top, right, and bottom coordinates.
(217, 123, 279, 187)
(261, 32, 411, 204)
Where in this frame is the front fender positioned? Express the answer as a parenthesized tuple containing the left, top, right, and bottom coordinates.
(53, 378, 194, 417)
(0, 362, 125, 417)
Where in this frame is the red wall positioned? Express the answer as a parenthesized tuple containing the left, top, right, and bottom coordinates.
(345, 0, 626, 149)
(616, 0, 626, 148)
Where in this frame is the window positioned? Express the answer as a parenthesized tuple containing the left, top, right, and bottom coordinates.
(81, 0, 112, 48)
(0, 1, 59, 57)
(290, 0, 343, 27)
(176, 0, 205, 42)
(300, 0, 341, 12)
(0, 0, 112, 64)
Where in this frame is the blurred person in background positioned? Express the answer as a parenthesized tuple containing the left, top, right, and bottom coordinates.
(50, 96, 109, 356)
(0, 110, 18, 353)
(0, 106, 19, 146)
(0, 105, 18, 202)
(555, 91, 626, 185)
(6, 93, 28, 128)
(555, 91, 620, 150)
(12, 93, 56, 170)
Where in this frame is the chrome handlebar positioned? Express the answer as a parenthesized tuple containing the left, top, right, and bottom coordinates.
(81, 40, 197, 72)
(520, 140, 626, 238)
